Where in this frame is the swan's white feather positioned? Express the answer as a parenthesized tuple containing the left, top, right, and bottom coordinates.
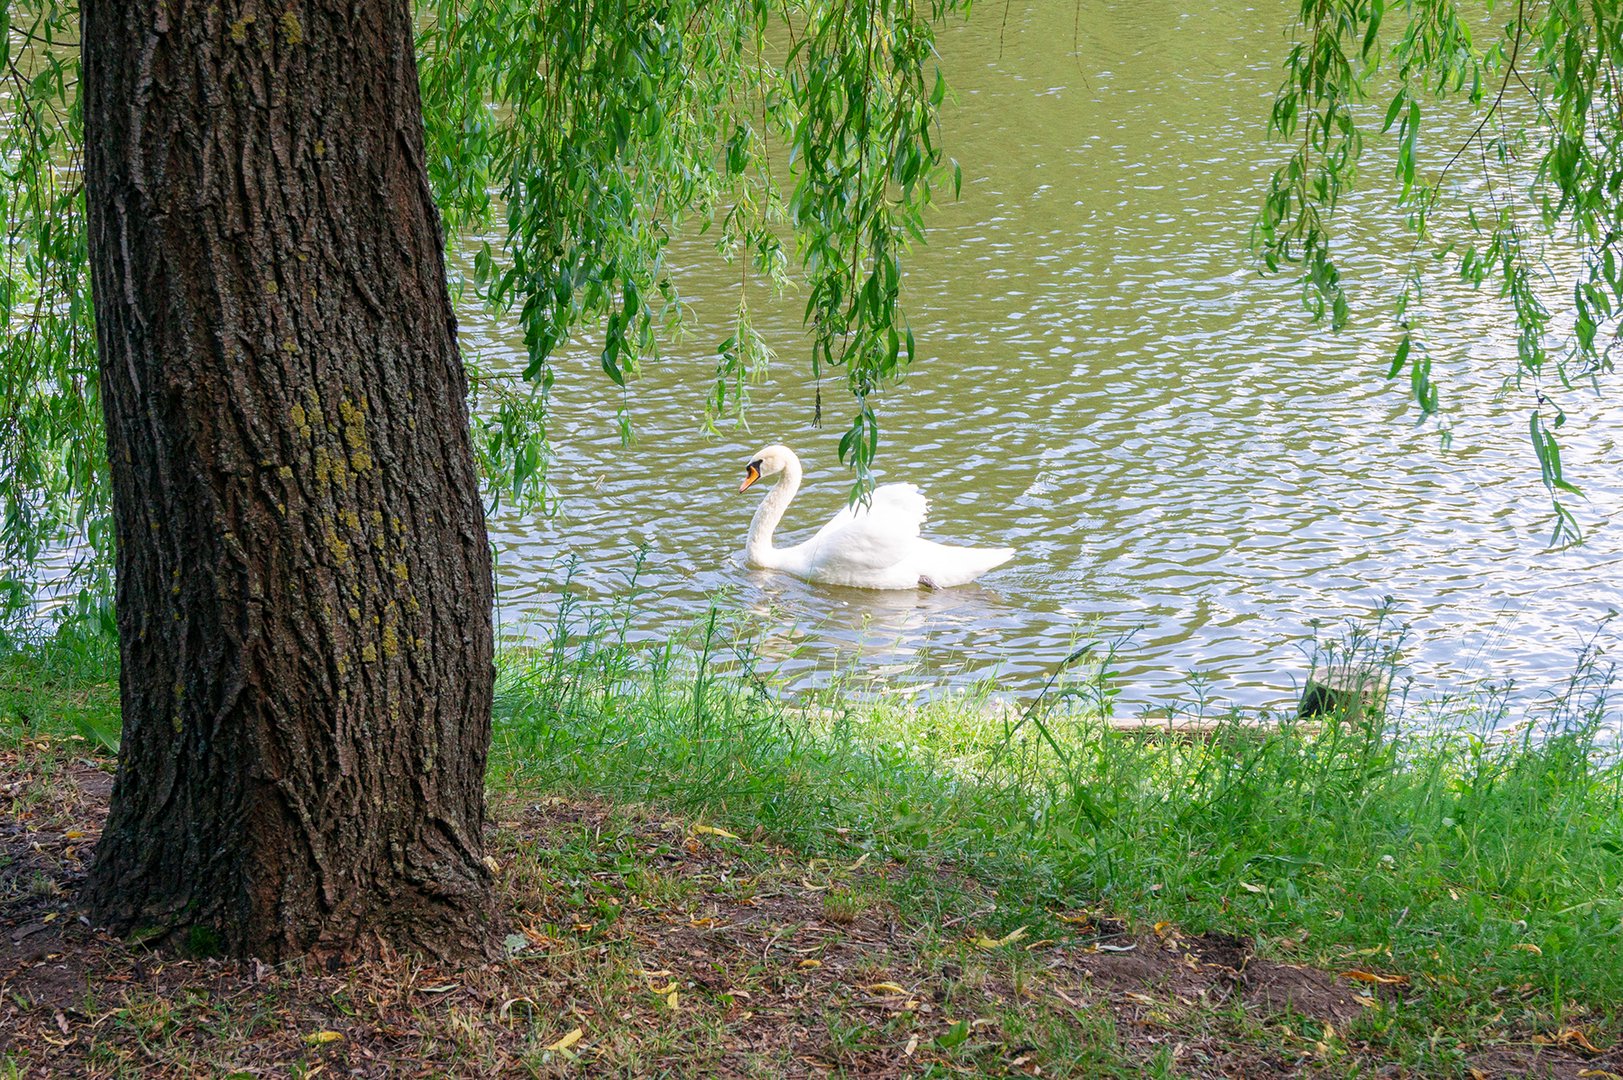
(910, 540, 1016, 588)
(741, 448, 1013, 590)
(800, 493, 924, 586)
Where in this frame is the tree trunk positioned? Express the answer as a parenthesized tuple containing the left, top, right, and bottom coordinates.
(80, 0, 496, 961)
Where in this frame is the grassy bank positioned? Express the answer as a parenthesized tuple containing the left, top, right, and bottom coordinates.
(3, 610, 1621, 1074)
(491, 606, 1623, 1056)
(0, 620, 120, 751)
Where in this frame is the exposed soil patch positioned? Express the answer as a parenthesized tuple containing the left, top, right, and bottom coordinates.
(2, 737, 1617, 1077)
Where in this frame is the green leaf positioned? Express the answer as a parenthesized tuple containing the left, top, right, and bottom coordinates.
(1387, 333, 1411, 379)
(1361, 0, 1385, 61)
(1381, 90, 1406, 133)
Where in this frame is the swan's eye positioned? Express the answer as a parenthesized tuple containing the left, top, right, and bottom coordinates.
(748, 459, 762, 472)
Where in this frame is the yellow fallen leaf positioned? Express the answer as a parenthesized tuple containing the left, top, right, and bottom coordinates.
(1577, 1069, 1623, 1079)
(1512, 943, 1543, 955)
(544, 1027, 584, 1052)
(798, 959, 822, 969)
(1056, 912, 1092, 925)
(693, 824, 739, 840)
(641, 968, 673, 978)
(1340, 970, 1408, 986)
(64, 831, 84, 840)
(863, 982, 906, 995)
(1352, 994, 1378, 1008)
(304, 1030, 344, 1045)
(665, 989, 679, 1009)
(648, 981, 678, 995)
(1553, 1027, 1605, 1054)
(972, 926, 1028, 949)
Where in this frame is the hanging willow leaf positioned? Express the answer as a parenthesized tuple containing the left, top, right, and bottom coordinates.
(2, 0, 970, 618)
(1258, 0, 1618, 545)
(417, 0, 968, 504)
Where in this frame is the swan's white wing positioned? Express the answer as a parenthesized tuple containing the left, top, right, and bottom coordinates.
(811, 483, 929, 538)
(802, 483, 930, 579)
(912, 540, 1016, 587)
(870, 482, 930, 527)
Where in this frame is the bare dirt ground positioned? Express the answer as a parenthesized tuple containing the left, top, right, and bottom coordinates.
(2, 736, 1615, 1077)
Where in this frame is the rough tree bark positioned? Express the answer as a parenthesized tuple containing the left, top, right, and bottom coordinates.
(80, 0, 496, 960)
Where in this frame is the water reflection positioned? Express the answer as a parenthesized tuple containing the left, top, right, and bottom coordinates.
(467, 0, 1621, 712)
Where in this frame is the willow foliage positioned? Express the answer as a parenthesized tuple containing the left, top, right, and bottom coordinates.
(417, 0, 965, 509)
(2, 0, 965, 626)
(5, 0, 1617, 625)
(1260, 0, 1621, 542)
(0, 2, 104, 627)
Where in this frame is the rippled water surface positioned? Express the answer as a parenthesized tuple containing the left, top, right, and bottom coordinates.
(461, 1, 1621, 709)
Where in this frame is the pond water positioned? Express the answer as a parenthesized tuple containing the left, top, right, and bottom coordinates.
(460, 0, 1621, 711)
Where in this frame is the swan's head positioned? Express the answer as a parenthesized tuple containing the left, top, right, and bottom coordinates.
(739, 444, 795, 492)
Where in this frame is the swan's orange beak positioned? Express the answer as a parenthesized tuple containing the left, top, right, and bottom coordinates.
(739, 463, 761, 493)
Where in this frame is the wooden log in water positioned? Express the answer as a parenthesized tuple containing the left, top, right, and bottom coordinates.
(784, 702, 1326, 738)
(1102, 716, 1323, 737)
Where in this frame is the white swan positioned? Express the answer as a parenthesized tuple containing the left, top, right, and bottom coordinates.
(738, 444, 1015, 590)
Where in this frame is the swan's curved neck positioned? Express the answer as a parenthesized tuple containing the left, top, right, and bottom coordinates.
(746, 453, 802, 568)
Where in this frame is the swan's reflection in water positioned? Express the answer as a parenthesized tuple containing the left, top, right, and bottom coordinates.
(498, 543, 1047, 691)
(722, 566, 1035, 692)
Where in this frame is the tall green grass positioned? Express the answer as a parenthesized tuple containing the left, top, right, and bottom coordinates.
(0, 614, 121, 750)
(492, 588, 1623, 1026)
(6, 585, 1620, 1029)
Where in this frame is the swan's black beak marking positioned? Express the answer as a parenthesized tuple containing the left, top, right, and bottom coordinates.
(739, 460, 762, 493)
